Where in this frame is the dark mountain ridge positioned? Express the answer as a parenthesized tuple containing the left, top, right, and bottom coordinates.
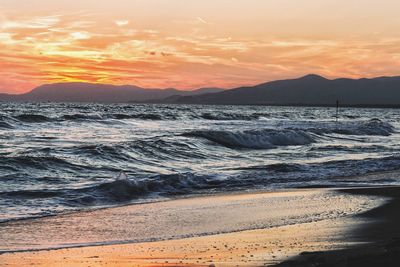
(1, 74, 400, 106)
(166, 74, 400, 107)
(0, 83, 224, 103)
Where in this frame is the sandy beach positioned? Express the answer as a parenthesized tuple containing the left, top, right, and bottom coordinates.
(1, 185, 396, 266)
(275, 186, 400, 267)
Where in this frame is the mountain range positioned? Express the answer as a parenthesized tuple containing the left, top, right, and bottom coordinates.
(166, 74, 400, 107)
(0, 83, 224, 103)
(1, 74, 400, 106)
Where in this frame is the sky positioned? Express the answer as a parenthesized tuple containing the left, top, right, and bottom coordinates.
(0, 0, 400, 93)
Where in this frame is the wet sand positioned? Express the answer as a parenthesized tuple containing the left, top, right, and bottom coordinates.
(0, 187, 395, 266)
(0, 218, 361, 266)
(274, 186, 400, 267)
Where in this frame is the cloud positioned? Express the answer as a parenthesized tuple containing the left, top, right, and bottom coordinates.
(196, 17, 208, 24)
(0, 15, 60, 29)
(70, 31, 90, 40)
(115, 20, 129, 26)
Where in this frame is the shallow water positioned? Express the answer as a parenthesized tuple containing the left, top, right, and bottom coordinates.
(1, 103, 400, 221)
(0, 190, 386, 252)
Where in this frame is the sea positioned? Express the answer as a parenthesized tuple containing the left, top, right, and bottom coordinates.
(1, 102, 400, 223)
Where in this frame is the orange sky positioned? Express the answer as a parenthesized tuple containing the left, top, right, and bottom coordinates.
(1, 0, 400, 93)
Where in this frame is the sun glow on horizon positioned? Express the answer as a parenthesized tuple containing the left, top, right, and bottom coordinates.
(1, 0, 400, 93)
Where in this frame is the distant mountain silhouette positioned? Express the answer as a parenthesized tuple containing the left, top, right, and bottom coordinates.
(0, 83, 224, 103)
(163, 74, 400, 107)
(2, 75, 400, 106)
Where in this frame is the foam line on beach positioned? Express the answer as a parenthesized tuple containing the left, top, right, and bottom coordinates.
(0, 188, 386, 253)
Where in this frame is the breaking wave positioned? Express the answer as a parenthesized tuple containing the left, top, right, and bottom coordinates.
(73, 173, 217, 204)
(2, 153, 400, 224)
(184, 119, 395, 149)
(183, 129, 317, 149)
(1, 173, 223, 208)
(4, 154, 400, 209)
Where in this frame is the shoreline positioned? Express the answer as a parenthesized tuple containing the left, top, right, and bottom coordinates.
(274, 186, 400, 266)
(0, 218, 360, 267)
(5, 165, 400, 225)
(3, 165, 399, 225)
(0, 186, 326, 226)
(0, 186, 393, 266)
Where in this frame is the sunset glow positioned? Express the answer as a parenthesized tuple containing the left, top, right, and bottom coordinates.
(1, 0, 400, 93)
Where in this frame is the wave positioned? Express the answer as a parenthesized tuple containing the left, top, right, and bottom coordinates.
(0, 190, 60, 198)
(14, 114, 53, 123)
(0, 121, 13, 129)
(129, 113, 164, 120)
(183, 129, 316, 149)
(0, 137, 204, 177)
(69, 137, 205, 163)
(310, 144, 389, 153)
(61, 114, 103, 121)
(76, 173, 201, 203)
(235, 163, 305, 172)
(63, 113, 173, 121)
(109, 113, 133, 120)
(3, 154, 400, 223)
(183, 119, 395, 149)
(238, 155, 400, 179)
(0, 115, 16, 128)
(108, 113, 165, 120)
(5, 154, 400, 205)
(0, 155, 117, 173)
(200, 112, 265, 121)
(309, 119, 395, 136)
(1, 173, 221, 207)
(0, 156, 86, 174)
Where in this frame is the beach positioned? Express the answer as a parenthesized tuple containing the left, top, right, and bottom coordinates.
(1, 184, 398, 266)
(275, 186, 400, 266)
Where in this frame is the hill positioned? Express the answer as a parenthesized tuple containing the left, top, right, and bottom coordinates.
(2, 75, 400, 106)
(165, 74, 400, 107)
(0, 83, 224, 103)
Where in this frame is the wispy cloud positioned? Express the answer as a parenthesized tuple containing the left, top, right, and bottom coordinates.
(70, 31, 91, 40)
(196, 17, 208, 24)
(115, 20, 129, 26)
(1, 18, 57, 30)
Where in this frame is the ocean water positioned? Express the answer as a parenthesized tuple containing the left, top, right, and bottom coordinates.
(1, 102, 400, 222)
